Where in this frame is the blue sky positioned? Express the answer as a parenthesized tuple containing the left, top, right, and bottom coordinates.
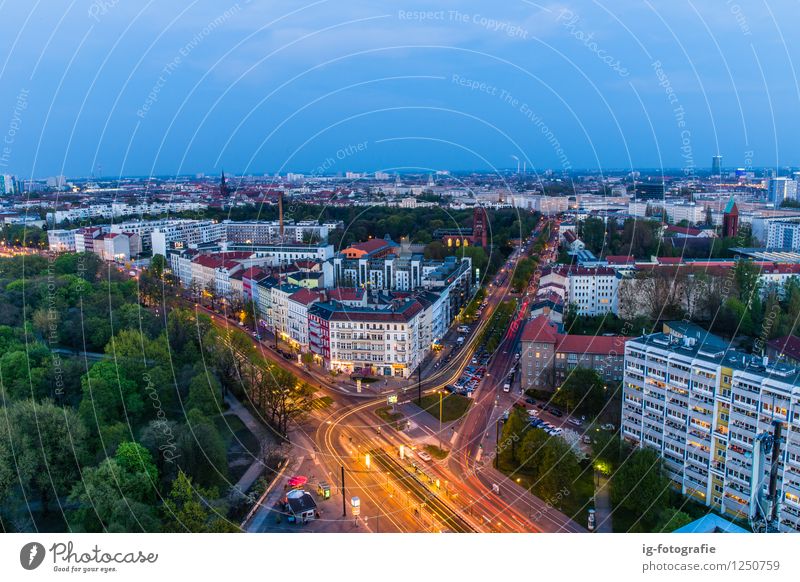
(0, 0, 797, 178)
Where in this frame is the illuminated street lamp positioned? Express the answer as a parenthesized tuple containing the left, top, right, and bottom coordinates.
(365, 453, 371, 470)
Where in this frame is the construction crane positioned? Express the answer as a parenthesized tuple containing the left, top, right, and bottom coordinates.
(748, 419, 783, 533)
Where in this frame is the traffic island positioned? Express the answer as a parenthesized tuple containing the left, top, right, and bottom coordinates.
(417, 392, 471, 422)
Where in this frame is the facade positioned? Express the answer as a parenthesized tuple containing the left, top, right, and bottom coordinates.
(766, 219, 800, 250)
(621, 322, 800, 532)
(519, 315, 630, 390)
(97, 232, 140, 262)
(308, 298, 425, 378)
(541, 265, 620, 316)
(47, 229, 77, 252)
(222, 219, 340, 245)
(768, 178, 798, 205)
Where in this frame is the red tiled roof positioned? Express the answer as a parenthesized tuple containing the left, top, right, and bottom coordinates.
(349, 238, 394, 254)
(289, 288, 323, 306)
(327, 288, 364, 301)
(520, 316, 559, 344)
(242, 267, 268, 280)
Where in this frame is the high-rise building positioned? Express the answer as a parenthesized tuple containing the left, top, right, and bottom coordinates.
(767, 177, 798, 205)
(621, 322, 800, 532)
(711, 155, 722, 176)
(0, 174, 15, 195)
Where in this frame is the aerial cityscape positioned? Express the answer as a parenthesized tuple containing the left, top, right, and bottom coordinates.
(1, 4, 800, 574)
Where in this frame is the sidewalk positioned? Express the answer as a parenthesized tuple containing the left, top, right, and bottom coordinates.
(225, 393, 274, 500)
(594, 471, 613, 533)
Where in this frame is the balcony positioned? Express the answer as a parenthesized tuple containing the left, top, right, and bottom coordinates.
(723, 492, 749, 515)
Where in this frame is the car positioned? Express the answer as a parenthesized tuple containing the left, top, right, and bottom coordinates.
(417, 450, 433, 462)
(549, 408, 564, 417)
(525, 397, 536, 405)
(503, 383, 510, 392)
(527, 409, 539, 417)
(601, 423, 616, 431)
(471, 357, 478, 364)
(582, 435, 592, 445)
(536, 402, 545, 409)
(567, 418, 583, 427)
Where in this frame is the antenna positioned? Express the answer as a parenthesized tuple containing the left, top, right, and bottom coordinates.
(749, 420, 783, 533)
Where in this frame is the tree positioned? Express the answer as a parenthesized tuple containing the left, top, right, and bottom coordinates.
(581, 217, 606, 254)
(497, 407, 529, 469)
(186, 369, 224, 416)
(553, 367, 606, 417)
(0, 399, 87, 514)
(175, 409, 229, 488)
(68, 442, 160, 532)
(78, 360, 143, 445)
(653, 507, 693, 532)
(516, 427, 580, 501)
(733, 259, 760, 304)
(161, 471, 238, 533)
(610, 448, 670, 527)
(150, 254, 167, 279)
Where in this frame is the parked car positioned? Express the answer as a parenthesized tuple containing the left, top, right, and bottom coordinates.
(549, 407, 564, 417)
(567, 417, 582, 427)
(417, 450, 433, 462)
(503, 383, 510, 393)
(525, 397, 536, 405)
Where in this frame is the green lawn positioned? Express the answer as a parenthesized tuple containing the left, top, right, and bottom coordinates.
(311, 395, 333, 410)
(375, 406, 405, 429)
(424, 444, 449, 460)
(418, 393, 471, 422)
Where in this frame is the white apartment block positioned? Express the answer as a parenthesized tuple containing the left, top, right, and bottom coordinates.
(629, 201, 705, 225)
(47, 201, 206, 224)
(540, 265, 619, 316)
(47, 229, 76, 252)
(765, 219, 800, 250)
(222, 220, 341, 245)
(622, 322, 800, 532)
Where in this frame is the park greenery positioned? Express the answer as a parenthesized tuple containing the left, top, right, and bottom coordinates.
(497, 407, 587, 517)
(0, 252, 309, 532)
(478, 300, 517, 354)
(577, 216, 754, 260)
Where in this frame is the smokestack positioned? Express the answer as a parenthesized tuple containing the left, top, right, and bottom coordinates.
(278, 192, 284, 239)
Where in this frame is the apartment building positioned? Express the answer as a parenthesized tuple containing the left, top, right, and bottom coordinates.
(540, 265, 620, 316)
(765, 218, 800, 250)
(308, 297, 425, 378)
(47, 229, 77, 252)
(519, 315, 630, 390)
(621, 321, 800, 532)
(221, 219, 341, 245)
